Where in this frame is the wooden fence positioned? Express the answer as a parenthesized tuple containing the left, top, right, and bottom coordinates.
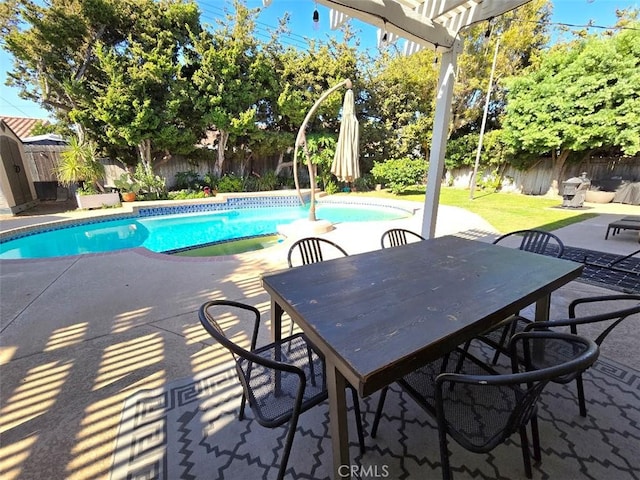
(448, 157, 639, 195)
(22, 143, 638, 197)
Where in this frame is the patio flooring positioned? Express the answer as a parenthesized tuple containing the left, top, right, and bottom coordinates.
(1, 196, 639, 479)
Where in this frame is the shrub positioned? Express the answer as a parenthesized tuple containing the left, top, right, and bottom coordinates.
(257, 170, 278, 191)
(324, 179, 339, 195)
(278, 173, 295, 189)
(55, 137, 105, 191)
(476, 169, 503, 192)
(168, 189, 207, 200)
(371, 158, 428, 194)
(353, 175, 373, 191)
(243, 175, 259, 192)
(114, 173, 142, 194)
(203, 172, 218, 189)
(217, 174, 243, 193)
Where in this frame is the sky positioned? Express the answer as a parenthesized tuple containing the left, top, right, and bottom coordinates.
(0, 0, 637, 120)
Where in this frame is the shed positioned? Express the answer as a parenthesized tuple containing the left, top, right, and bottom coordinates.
(0, 119, 38, 214)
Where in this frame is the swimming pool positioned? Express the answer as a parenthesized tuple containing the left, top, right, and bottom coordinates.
(0, 201, 410, 259)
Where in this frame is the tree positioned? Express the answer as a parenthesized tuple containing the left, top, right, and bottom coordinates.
(442, 0, 550, 176)
(2, 0, 204, 172)
(502, 19, 640, 193)
(190, 0, 277, 175)
(361, 48, 439, 167)
(450, 0, 550, 135)
(80, 0, 202, 171)
(2, 0, 146, 127)
(274, 26, 362, 178)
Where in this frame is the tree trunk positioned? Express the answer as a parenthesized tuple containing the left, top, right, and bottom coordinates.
(275, 152, 293, 176)
(546, 149, 570, 196)
(214, 130, 229, 176)
(138, 139, 152, 168)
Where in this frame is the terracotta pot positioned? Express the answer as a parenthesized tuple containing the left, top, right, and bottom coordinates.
(121, 192, 137, 202)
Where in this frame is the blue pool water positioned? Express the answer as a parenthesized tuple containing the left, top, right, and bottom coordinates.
(0, 203, 409, 259)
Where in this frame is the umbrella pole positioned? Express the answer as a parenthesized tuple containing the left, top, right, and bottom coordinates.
(294, 79, 352, 221)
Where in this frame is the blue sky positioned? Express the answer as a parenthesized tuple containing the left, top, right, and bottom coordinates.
(1, 0, 637, 120)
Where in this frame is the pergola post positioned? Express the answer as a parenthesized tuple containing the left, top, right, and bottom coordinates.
(421, 40, 462, 239)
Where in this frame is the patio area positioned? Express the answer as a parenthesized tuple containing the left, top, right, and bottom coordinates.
(1, 198, 639, 479)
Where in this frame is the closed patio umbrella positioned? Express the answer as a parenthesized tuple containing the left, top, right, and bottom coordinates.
(331, 88, 360, 184)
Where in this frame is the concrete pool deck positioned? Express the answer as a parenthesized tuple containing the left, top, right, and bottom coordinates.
(0, 195, 639, 479)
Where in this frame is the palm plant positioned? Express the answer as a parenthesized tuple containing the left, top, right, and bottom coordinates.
(55, 136, 105, 192)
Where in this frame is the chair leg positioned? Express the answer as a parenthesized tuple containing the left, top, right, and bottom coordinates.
(438, 425, 452, 480)
(371, 387, 388, 438)
(277, 410, 301, 480)
(306, 345, 317, 387)
(530, 414, 541, 461)
(239, 393, 247, 420)
(576, 373, 587, 417)
(492, 322, 514, 365)
(350, 387, 366, 454)
(519, 426, 533, 479)
(454, 341, 471, 374)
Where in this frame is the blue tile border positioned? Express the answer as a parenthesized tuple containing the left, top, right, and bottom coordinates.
(137, 194, 306, 217)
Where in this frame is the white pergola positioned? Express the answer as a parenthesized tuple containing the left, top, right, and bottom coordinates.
(266, 0, 531, 238)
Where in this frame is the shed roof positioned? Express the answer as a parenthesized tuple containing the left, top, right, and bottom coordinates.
(0, 116, 50, 139)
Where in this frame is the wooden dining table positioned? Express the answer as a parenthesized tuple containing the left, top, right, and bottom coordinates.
(261, 235, 583, 479)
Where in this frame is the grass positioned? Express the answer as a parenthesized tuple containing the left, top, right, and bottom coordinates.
(342, 186, 598, 233)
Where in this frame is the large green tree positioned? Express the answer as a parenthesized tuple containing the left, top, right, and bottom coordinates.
(190, 0, 278, 175)
(502, 18, 640, 193)
(2, 0, 204, 169)
(2, 0, 133, 128)
(361, 48, 439, 168)
(272, 26, 361, 182)
(359, 0, 549, 172)
(443, 0, 550, 173)
(83, 0, 202, 169)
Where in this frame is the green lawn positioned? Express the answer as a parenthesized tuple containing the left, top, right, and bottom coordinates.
(343, 186, 598, 233)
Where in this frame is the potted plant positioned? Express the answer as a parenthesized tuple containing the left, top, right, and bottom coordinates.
(114, 173, 141, 202)
(55, 136, 120, 209)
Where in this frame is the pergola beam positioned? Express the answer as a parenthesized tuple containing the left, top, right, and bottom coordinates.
(317, 0, 454, 51)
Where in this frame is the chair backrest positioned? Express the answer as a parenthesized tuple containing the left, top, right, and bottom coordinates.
(525, 293, 640, 346)
(493, 229, 565, 257)
(199, 300, 311, 424)
(380, 228, 425, 248)
(435, 331, 598, 453)
(287, 237, 348, 268)
(198, 300, 262, 361)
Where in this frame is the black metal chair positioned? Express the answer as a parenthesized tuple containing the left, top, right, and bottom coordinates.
(199, 300, 365, 480)
(287, 236, 349, 268)
(380, 228, 425, 248)
(492, 229, 565, 258)
(497, 294, 640, 416)
(285, 236, 349, 338)
(371, 331, 599, 480)
(481, 229, 566, 364)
